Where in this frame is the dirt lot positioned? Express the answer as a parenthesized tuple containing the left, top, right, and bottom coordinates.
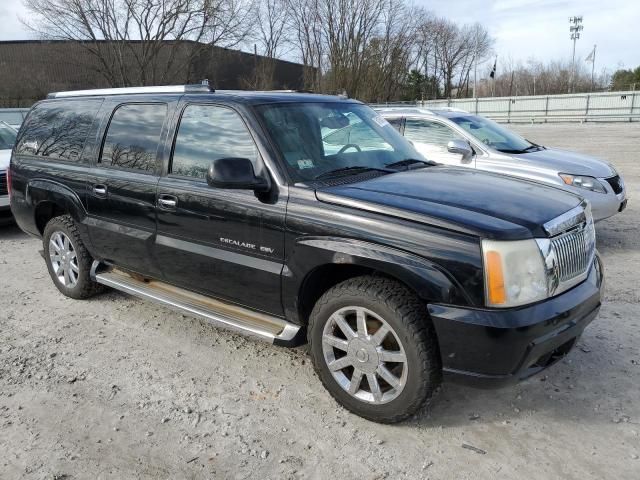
(1, 123, 639, 480)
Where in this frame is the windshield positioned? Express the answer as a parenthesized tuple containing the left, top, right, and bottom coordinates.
(449, 115, 538, 153)
(0, 122, 17, 150)
(256, 102, 424, 182)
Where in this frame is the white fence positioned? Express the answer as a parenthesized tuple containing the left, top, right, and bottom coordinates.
(418, 91, 640, 123)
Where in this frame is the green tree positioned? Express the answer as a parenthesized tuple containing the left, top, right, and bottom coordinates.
(610, 66, 640, 91)
(404, 69, 426, 100)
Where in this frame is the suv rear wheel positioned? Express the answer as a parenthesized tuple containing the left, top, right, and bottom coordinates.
(43, 215, 103, 299)
(308, 276, 441, 423)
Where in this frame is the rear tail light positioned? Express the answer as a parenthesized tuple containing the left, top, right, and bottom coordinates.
(6, 167, 11, 202)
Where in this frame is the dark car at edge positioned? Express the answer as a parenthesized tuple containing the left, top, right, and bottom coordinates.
(9, 85, 603, 423)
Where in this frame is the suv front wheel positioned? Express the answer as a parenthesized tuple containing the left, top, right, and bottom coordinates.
(43, 215, 103, 299)
(308, 276, 441, 423)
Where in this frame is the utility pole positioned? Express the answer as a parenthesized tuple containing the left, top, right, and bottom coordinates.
(589, 44, 597, 91)
(473, 36, 478, 99)
(569, 16, 583, 93)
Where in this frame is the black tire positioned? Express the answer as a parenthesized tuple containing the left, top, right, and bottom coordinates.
(308, 275, 441, 423)
(43, 215, 103, 299)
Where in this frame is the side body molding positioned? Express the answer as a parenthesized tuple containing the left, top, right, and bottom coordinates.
(282, 236, 472, 324)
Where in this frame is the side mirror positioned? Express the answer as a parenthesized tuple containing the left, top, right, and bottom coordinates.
(447, 139, 474, 162)
(206, 157, 270, 192)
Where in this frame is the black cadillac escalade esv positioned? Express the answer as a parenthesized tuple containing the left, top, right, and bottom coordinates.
(9, 85, 603, 423)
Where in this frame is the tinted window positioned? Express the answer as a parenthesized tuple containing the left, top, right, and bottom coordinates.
(101, 103, 166, 172)
(171, 105, 259, 179)
(404, 119, 463, 147)
(15, 100, 102, 161)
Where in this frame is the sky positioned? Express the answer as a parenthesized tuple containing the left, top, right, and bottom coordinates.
(1, 0, 638, 74)
(424, 0, 640, 73)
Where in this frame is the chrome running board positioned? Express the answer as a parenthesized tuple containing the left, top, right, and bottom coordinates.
(92, 264, 303, 346)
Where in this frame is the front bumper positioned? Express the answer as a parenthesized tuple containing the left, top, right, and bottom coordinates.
(0, 195, 13, 225)
(428, 254, 604, 388)
(580, 181, 627, 222)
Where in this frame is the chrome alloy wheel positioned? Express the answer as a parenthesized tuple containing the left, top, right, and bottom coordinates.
(322, 306, 408, 404)
(49, 231, 79, 288)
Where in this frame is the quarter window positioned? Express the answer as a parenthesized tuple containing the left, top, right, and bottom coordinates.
(101, 103, 167, 172)
(404, 119, 463, 148)
(15, 100, 102, 161)
(171, 105, 259, 180)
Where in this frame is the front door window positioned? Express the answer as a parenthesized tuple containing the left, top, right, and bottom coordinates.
(404, 119, 472, 166)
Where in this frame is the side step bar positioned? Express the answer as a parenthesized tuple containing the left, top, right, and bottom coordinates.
(91, 263, 304, 347)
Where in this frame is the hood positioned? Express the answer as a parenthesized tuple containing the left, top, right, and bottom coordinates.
(509, 147, 616, 178)
(0, 149, 10, 171)
(316, 167, 583, 240)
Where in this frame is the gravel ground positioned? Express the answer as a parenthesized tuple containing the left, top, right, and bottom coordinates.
(1, 123, 639, 480)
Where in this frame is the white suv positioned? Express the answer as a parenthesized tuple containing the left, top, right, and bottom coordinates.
(0, 121, 17, 224)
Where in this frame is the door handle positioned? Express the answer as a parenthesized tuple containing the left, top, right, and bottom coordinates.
(93, 184, 107, 197)
(158, 194, 178, 210)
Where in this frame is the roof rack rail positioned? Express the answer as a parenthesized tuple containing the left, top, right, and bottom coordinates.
(47, 83, 214, 99)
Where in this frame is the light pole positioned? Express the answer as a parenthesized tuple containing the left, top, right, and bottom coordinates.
(569, 16, 583, 93)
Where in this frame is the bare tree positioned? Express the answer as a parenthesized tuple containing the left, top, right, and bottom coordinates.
(359, 1, 425, 102)
(23, 0, 255, 87)
(284, 0, 324, 90)
(251, 0, 289, 89)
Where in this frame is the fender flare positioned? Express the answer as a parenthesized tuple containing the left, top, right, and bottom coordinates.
(26, 178, 88, 227)
(283, 236, 473, 323)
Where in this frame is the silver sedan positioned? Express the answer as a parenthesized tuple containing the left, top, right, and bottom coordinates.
(377, 107, 627, 222)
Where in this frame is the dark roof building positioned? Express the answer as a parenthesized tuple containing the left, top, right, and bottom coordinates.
(0, 40, 308, 107)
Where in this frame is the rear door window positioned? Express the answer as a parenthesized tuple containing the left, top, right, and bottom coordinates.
(15, 100, 103, 161)
(100, 103, 167, 173)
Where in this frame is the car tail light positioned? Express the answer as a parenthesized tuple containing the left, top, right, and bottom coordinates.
(6, 167, 11, 202)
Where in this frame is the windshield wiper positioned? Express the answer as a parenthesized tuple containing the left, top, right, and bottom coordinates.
(385, 158, 437, 170)
(498, 145, 541, 154)
(522, 144, 542, 152)
(314, 166, 393, 180)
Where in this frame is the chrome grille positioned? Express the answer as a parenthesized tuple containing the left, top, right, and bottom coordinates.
(552, 227, 590, 281)
(549, 211, 596, 288)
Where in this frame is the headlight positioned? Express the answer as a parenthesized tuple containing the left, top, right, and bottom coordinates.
(482, 238, 548, 307)
(559, 173, 606, 193)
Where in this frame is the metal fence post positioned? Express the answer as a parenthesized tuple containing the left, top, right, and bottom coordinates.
(630, 92, 636, 122)
(475, 97, 479, 114)
(544, 96, 549, 123)
(585, 94, 590, 123)
(507, 98, 512, 123)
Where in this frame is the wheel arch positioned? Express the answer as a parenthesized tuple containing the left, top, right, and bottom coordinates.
(285, 236, 470, 325)
(27, 179, 88, 234)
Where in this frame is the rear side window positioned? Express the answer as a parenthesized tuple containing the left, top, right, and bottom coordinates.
(100, 103, 167, 173)
(15, 100, 102, 161)
(171, 105, 259, 180)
